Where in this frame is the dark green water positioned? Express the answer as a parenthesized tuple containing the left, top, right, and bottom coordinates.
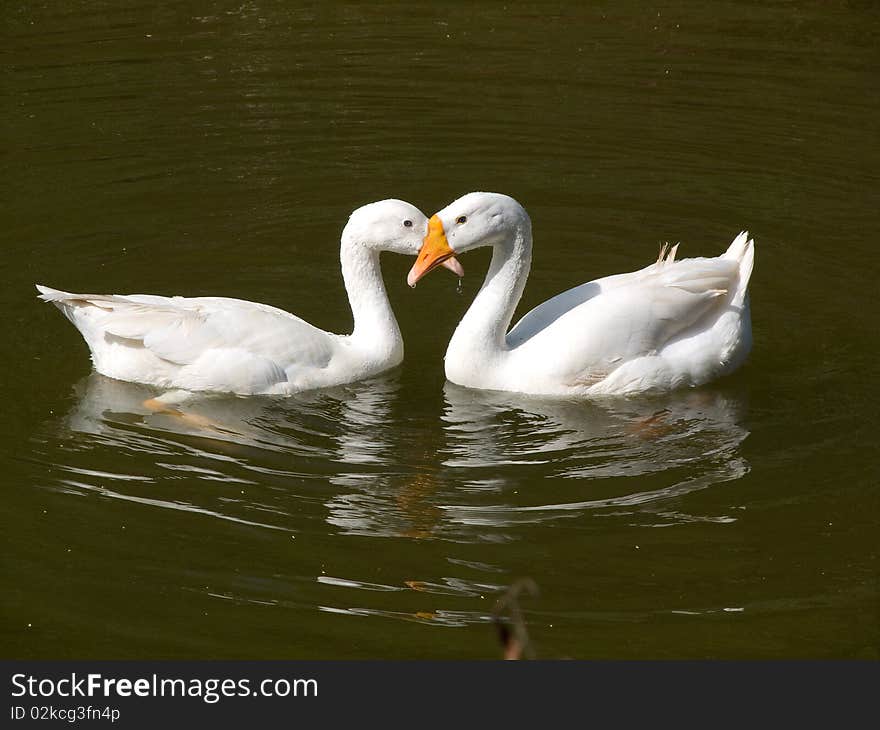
(3, 2, 877, 658)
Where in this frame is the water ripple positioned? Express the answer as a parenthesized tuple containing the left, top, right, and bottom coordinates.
(34, 372, 751, 544)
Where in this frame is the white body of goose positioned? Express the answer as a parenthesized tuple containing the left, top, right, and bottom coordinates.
(408, 192, 754, 396)
(38, 199, 459, 396)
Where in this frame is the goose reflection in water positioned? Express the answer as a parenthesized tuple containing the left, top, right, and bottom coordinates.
(437, 381, 751, 531)
(54, 372, 444, 539)
(320, 380, 752, 540)
(324, 378, 446, 540)
(54, 371, 750, 541)
(48, 371, 752, 634)
(63, 370, 401, 456)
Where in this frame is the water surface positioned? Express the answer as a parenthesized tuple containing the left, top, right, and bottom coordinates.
(3, 1, 877, 658)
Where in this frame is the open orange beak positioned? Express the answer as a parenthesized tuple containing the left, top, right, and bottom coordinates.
(407, 215, 464, 287)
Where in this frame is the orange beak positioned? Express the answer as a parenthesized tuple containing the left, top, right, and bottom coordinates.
(407, 215, 464, 287)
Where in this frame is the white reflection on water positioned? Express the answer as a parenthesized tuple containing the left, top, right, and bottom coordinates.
(49, 371, 750, 542)
(63, 372, 343, 457)
(324, 381, 751, 539)
(41, 371, 753, 630)
(434, 382, 750, 530)
(47, 372, 409, 533)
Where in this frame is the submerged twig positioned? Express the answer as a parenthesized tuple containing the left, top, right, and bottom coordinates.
(492, 577, 539, 660)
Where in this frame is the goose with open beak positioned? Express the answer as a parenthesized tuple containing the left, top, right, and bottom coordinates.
(407, 191, 754, 396)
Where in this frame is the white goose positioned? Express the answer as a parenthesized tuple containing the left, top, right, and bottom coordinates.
(407, 192, 754, 396)
(38, 199, 462, 396)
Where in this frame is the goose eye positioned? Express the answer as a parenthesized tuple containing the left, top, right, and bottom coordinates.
(403, 219, 413, 228)
(456, 215, 467, 225)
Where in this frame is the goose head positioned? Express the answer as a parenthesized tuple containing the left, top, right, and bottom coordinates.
(407, 192, 528, 286)
(343, 199, 464, 276)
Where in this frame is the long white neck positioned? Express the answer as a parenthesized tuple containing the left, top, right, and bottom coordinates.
(446, 221, 532, 370)
(339, 240, 402, 361)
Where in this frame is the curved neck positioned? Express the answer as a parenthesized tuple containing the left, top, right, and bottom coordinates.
(340, 241, 401, 353)
(448, 222, 532, 358)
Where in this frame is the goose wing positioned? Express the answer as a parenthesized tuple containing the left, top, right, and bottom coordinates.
(509, 244, 746, 384)
(36, 286, 335, 375)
